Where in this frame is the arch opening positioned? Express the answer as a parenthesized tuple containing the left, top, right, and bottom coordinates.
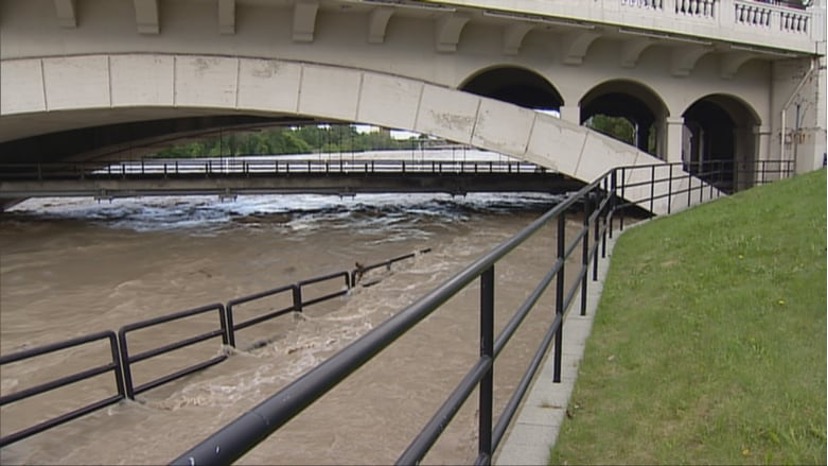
(580, 80, 668, 159)
(682, 94, 761, 193)
(459, 66, 563, 112)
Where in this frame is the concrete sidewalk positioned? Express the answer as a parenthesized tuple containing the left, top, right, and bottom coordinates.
(494, 233, 620, 465)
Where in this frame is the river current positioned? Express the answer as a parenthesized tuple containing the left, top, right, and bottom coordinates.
(0, 191, 583, 465)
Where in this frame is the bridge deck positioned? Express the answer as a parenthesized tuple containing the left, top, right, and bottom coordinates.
(0, 159, 583, 199)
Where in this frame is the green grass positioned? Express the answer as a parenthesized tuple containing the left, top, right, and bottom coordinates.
(550, 170, 827, 465)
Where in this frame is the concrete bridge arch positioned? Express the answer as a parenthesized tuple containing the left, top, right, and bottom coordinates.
(458, 65, 564, 112)
(579, 79, 670, 159)
(2, 53, 669, 190)
(681, 93, 762, 191)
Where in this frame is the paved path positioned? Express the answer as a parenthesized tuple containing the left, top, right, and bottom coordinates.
(494, 232, 620, 465)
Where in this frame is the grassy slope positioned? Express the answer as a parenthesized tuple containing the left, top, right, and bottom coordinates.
(550, 170, 827, 465)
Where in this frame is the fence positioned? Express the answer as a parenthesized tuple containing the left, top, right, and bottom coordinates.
(0, 249, 429, 448)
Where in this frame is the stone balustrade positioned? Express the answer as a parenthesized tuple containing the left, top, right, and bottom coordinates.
(453, 0, 821, 54)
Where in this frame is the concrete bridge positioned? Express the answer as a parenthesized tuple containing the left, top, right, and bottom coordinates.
(0, 0, 825, 214)
(0, 156, 582, 199)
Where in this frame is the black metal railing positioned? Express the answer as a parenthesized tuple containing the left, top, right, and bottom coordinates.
(0, 249, 428, 447)
(0, 159, 545, 181)
(0, 331, 124, 447)
(117, 303, 230, 400)
(168, 160, 792, 466)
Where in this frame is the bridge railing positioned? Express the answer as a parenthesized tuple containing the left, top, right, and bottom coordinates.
(0, 159, 545, 181)
(496, 0, 818, 52)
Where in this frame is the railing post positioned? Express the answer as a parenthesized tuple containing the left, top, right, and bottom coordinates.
(109, 334, 126, 399)
(687, 171, 692, 207)
(553, 213, 566, 383)
(593, 191, 601, 281)
(601, 177, 608, 259)
(619, 167, 626, 231)
(225, 304, 237, 348)
(608, 170, 617, 238)
(650, 165, 656, 214)
(292, 285, 303, 313)
(478, 266, 494, 464)
(580, 194, 590, 316)
(667, 164, 673, 215)
(117, 329, 135, 400)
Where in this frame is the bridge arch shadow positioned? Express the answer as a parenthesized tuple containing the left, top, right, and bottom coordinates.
(683, 94, 761, 193)
(579, 79, 669, 160)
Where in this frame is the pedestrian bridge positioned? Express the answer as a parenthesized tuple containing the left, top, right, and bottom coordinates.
(0, 0, 825, 214)
(0, 157, 583, 199)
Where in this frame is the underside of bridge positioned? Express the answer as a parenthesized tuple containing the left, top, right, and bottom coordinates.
(0, 114, 313, 164)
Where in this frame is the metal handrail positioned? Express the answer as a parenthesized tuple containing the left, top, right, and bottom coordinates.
(0, 331, 124, 447)
(0, 159, 546, 181)
(168, 169, 613, 465)
(0, 249, 431, 448)
(169, 161, 796, 465)
(117, 303, 230, 400)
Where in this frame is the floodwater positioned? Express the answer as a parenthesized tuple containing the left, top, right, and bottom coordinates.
(0, 191, 584, 465)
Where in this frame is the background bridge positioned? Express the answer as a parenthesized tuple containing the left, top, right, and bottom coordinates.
(0, 158, 582, 199)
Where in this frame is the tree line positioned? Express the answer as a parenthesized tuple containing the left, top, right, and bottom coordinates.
(151, 117, 651, 159)
(153, 125, 424, 158)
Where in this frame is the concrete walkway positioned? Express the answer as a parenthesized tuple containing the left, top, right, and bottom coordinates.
(494, 233, 620, 465)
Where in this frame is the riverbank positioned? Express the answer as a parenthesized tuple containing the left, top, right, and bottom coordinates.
(550, 169, 827, 464)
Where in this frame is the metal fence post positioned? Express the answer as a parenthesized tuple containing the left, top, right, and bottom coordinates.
(117, 329, 135, 400)
(581, 194, 590, 316)
(619, 167, 626, 231)
(478, 266, 494, 464)
(292, 285, 303, 313)
(601, 177, 608, 259)
(650, 165, 656, 214)
(667, 163, 673, 214)
(225, 305, 236, 348)
(109, 334, 126, 399)
(554, 213, 566, 383)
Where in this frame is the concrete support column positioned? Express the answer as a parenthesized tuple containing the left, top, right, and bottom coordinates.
(558, 104, 580, 125)
(665, 116, 684, 163)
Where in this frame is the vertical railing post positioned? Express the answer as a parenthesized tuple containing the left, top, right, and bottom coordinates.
(609, 169, 617, 238)
(667, 163, 673, 215)
(292, 285, 303, 313)
(601, 177, 608, 259)
(593, 190, 601, 281)
(687, 172, 692, 207)
(478, 266, 495, 464)
(553, 213, 566, 383)
(217, 304, 230, 347)
(580, 194, 590, 316)
(117, 329, 135, 400)
(225, 305, 237, 347)
(619, 167, 626, 231)
(109, 334, 126, 399)
(650, 165, 656, 214)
